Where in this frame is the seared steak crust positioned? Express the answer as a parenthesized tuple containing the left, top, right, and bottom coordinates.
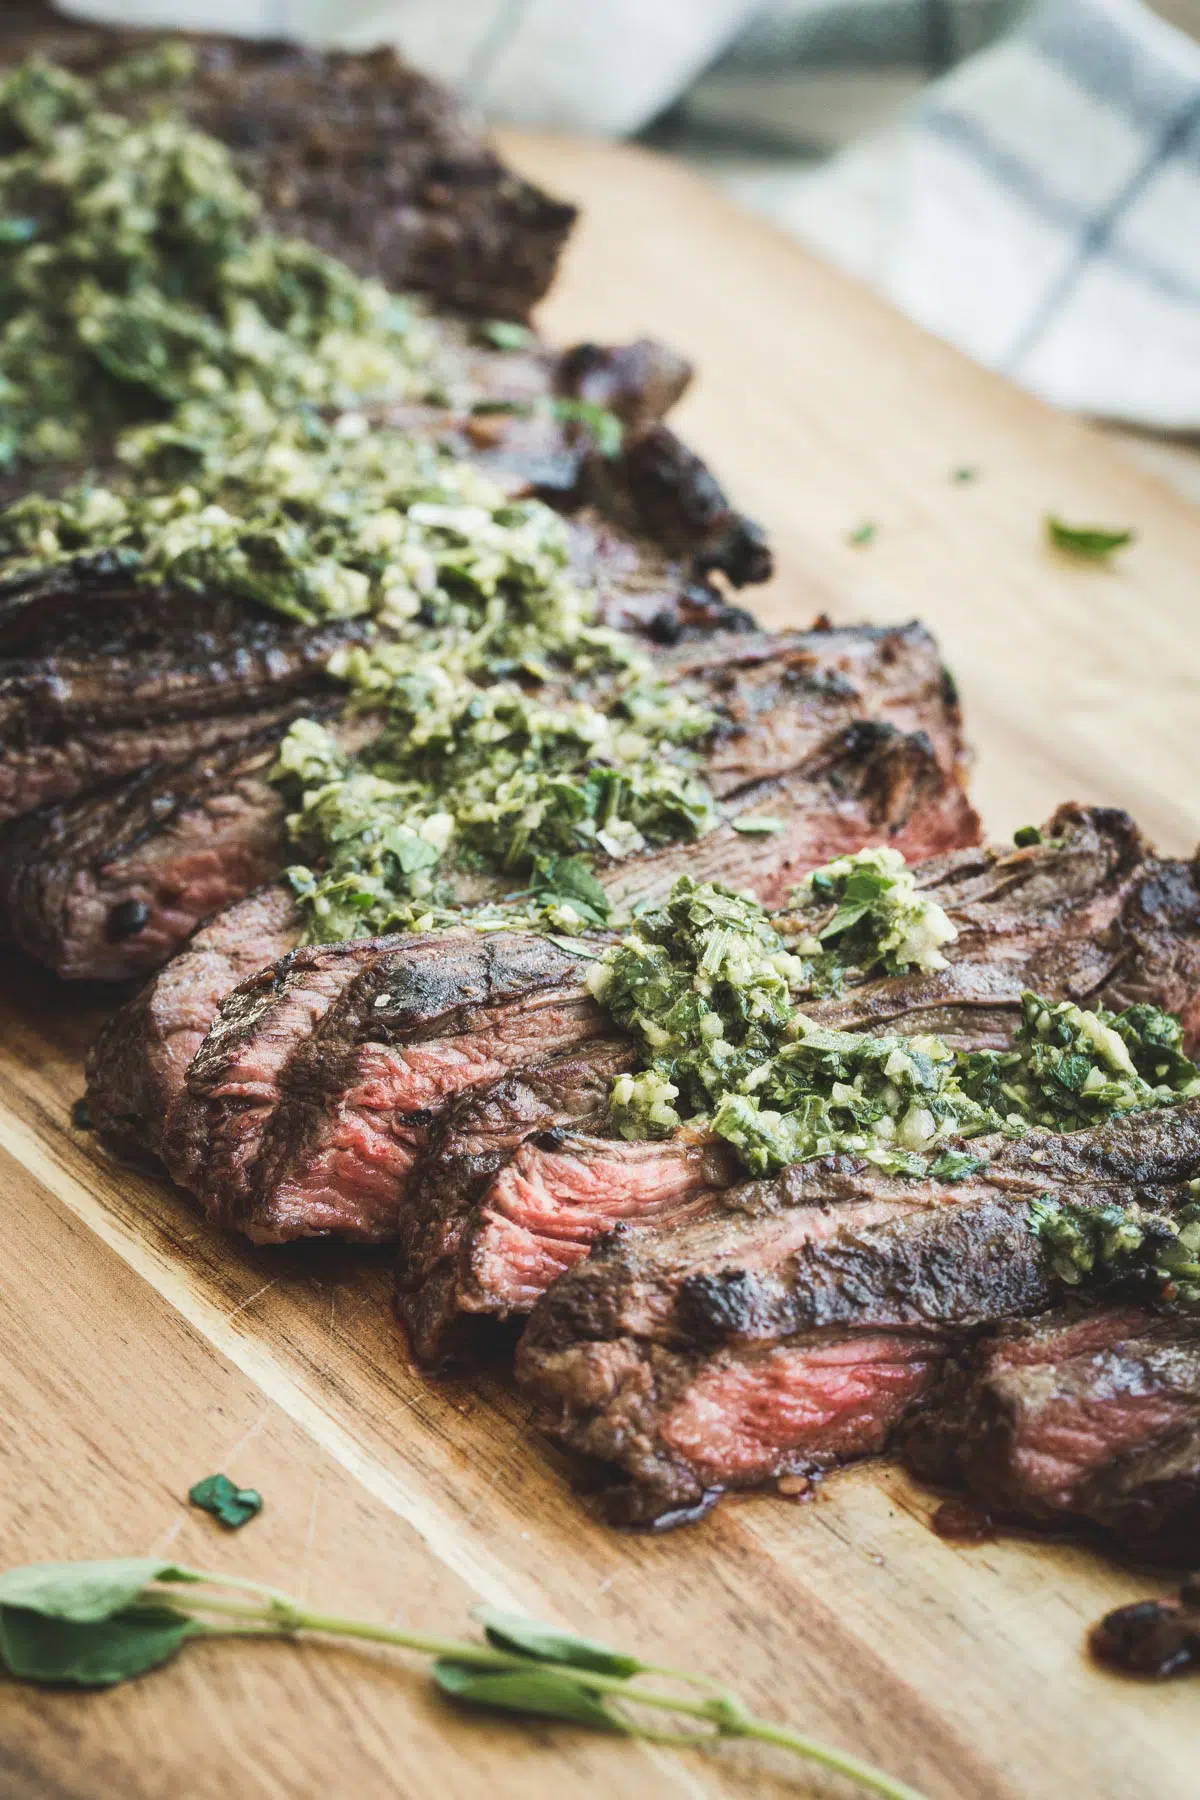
(158, 931, 611, 1244)
(516, 1102, 1200, 1524)
(85, 883, 301, 1156)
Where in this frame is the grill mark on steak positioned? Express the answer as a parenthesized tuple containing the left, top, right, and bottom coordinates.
(0, 589, 365, 822)
(0, 15, 576, 321)
(515, 1102, 1200, 1524)
(900, 1305, 1200, 1564)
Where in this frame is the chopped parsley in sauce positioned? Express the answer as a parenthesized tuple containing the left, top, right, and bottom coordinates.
(589, 873, 1200, 1177)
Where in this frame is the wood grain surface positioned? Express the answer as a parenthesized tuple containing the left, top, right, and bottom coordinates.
(2, 136, 1198, 1800)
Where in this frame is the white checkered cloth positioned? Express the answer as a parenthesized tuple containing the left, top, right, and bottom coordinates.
(61, 0, 1200, 427)
(737, 0, 1200, 428)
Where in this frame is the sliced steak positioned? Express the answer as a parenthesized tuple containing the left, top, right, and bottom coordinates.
(401, 1124, 736, 1368)
(167, 930, 612, 1244)
(0, 583, 366, 822)
(0, 15, 576, 320)
(901, 1305, 1200, 1563)
(84, 883, 301, 1157)
(398, 1044, 640, 1365)
(604, 719, 979, 914)
(0, 724, 301, 981)
(398, 805, 1200, 1369)
(516, 1102, 1200, 1525)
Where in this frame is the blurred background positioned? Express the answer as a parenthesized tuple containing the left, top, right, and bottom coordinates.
(61, 0, 1200, 495)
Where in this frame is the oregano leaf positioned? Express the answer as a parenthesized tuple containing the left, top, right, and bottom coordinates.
(189, 1474, 263, 1529)
(475, 1606, 642, 1678)
(0, 1559, 199, 1622)
(0, 1604, 198, 1686)
(433, 1660, 630, 1732)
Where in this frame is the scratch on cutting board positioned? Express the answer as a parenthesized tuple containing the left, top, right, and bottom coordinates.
(223, 1276, 282, 1323)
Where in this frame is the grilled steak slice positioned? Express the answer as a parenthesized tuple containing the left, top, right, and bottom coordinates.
(401, 1124, 736, 1368)
(900, 1305, 1200, 1563)
(0, 14, 575, 320)
(399, 1044, 640, 1364)
(516, 1102, 1200, 1524)
(9, 619, 976, 981)
(85, 883, 301, 1157)
(0, 722, 304, 981)
(166, 931, 611, 1244)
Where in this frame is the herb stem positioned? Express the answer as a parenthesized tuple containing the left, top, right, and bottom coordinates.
(156, 1584, 926, 1799)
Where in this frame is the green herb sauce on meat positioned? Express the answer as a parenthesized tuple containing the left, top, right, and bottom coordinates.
(589, 872, 1200, 1176)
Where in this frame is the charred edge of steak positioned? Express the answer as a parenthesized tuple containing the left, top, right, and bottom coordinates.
(899, 1304, 1200, 1563)
(515, 1105, 1200, 1525)
(0, 13, 576, 319)
(84, 881, 302, 1158)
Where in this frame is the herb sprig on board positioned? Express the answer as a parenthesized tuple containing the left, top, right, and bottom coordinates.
(0, 1557, 928, 1800)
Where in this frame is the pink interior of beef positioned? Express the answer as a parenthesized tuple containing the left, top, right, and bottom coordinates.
(658, 1332, 948, 1483)
(990, 1359, 1200, 1512)
(465, 1138, 726, 1312)
(250, 997, 606, 1242)
(984, 1307, 1157, 1374)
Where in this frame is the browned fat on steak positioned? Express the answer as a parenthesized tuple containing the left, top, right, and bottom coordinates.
(398, 805, 1200, 1369)
(515, 1101, 1200, 1525)
(0, 8, 576, 321)
(160, 931, 614, 1244)
(900, 1305, 1200, 1564)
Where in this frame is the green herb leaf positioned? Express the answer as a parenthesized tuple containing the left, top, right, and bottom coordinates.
(928, 1150, 986, 1181)
(478, 320, 535, 352)
(0, 1559, 198, 1622)
(189, 1474, 263, 1530)
(0, 1604, 198, 1687)
(549, 398, 624, 460)
(433, 1660, 629, 1732)
(950, 466, 978, 484)
(476, 1606, 643, 1678)
(846, 521, 877, 547)
(730, 816, 785, 835)
(1012, 825, 1042, 848)
(531, 854, 611, 928)
(1046, 516, 1134, 560)
(70, 1096, 93, 1129)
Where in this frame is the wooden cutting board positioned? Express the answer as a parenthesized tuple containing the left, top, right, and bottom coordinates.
(1, 137, 1197, 1800)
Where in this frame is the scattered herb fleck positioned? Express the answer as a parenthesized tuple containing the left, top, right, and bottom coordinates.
(1012, 825, 1043, 848)
(478, 320, 536, 352)
(1046, 516, 1134, 560)
(847, 521, 878, 547)
(70, 1097, 93, 1130)
(0, 1556, 929, 1799)
(729, 816, 785, 835)
(950, 466, 978, 484)
(188, 1474, 263, 1530)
